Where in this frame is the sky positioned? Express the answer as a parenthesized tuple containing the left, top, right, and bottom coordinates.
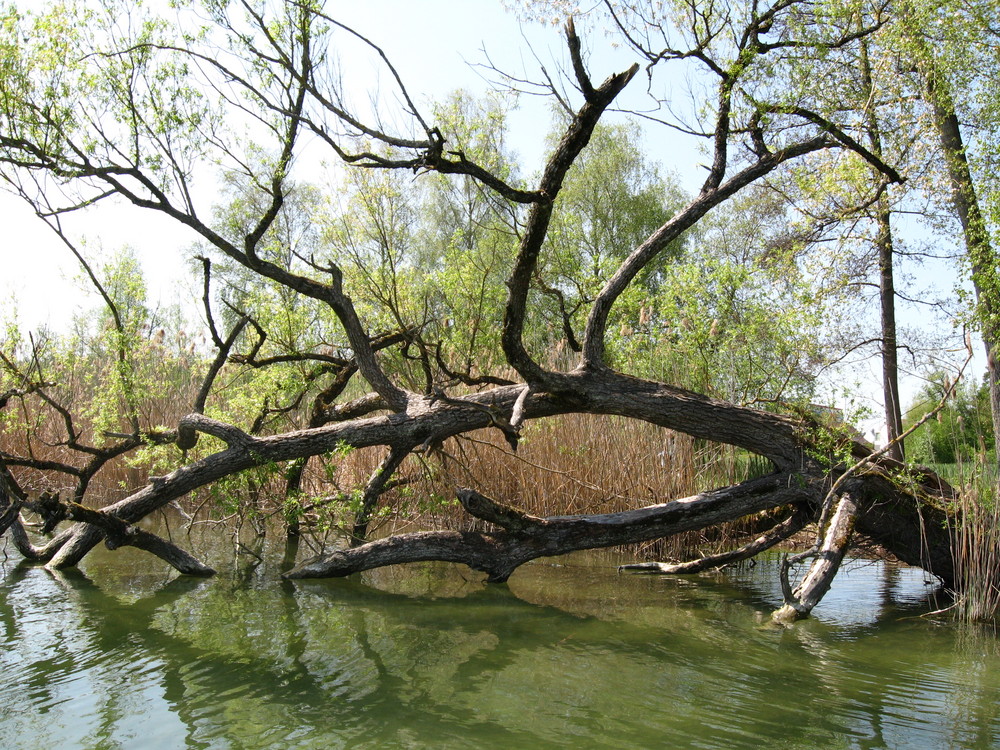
(3, 0, 675, 331)
(0, 0, 976, 422)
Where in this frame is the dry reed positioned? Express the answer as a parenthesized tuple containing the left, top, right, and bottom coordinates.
(351, 412, 776, 561)
(951, 482, 1000, 622)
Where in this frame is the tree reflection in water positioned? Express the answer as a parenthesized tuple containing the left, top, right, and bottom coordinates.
(0, 541, 997, 749)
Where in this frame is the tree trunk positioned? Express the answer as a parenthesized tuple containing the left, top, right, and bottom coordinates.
(23, 369, 958, 597)
(877, 201, 904, 460)
(772, 492, 858, 624)
(286, 478, 817, 581)
(859, 35, 904, 460)
(921, 51, 1000, 480)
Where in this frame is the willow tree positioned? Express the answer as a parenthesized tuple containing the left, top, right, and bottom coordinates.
(0, 0, 962, 622)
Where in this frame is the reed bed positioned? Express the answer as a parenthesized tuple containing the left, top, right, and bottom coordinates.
(347, 413, 776, 561)
(0, 341, 206, 504)
(951, 482, 1000, 622)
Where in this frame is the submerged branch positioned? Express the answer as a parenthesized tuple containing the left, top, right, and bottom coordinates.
(619, 504, 811, 574)
(287, 474, 815, 582)
(773, 492, 858, 624)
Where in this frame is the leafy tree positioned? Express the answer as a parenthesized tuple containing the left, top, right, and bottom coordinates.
(897, 0, 1000, 478)
(0, 0, 973, 622)
(406, 91, 524, 382)
(638, 185, 841, 404)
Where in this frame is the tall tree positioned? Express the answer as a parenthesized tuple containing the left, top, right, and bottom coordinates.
(900, 0, 1000, 476)
(858, 33, 906, 459)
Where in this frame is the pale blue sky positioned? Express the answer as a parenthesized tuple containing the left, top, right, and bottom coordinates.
(3, 1, 690, 333)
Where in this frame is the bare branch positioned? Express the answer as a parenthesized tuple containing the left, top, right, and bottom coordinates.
(502, 21, 639, 384)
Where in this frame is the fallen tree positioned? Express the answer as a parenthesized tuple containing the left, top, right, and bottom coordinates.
(0, 364, 958, 621)
(0, 0, 970, 622)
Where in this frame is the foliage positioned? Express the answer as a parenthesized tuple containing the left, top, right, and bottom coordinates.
(905, 374, 995, 466)
(609, 185, 839, 403)
(538, 120, 682, 350)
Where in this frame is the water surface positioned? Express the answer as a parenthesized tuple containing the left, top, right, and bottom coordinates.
(1, 533, 998, 749)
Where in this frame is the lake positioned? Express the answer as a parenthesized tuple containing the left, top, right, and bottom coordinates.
(2, 529, 999, 749)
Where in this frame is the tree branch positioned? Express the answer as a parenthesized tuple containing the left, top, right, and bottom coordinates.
(502, 21, 638, 384)
(619, 504, 811, 574)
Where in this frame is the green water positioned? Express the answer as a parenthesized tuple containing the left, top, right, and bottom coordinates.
(1, 533, 999, 749)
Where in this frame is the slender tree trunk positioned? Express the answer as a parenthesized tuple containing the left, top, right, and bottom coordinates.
(877, 199, 904, 459)
(859, 36, 904, 460)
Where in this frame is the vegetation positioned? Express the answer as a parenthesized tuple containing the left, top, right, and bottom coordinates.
(0, 0, 998, 623)
(906, 375, 994, 469)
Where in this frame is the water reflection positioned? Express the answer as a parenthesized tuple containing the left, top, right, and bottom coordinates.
(1, 538, 999, 749)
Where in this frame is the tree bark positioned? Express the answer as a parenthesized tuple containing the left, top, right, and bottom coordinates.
(286, 477, 816, 581)
(772, 492, 858, 624)
(618, 505, 811, 574)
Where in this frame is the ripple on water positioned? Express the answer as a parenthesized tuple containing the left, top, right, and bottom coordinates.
(2, 554, 999, 749)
